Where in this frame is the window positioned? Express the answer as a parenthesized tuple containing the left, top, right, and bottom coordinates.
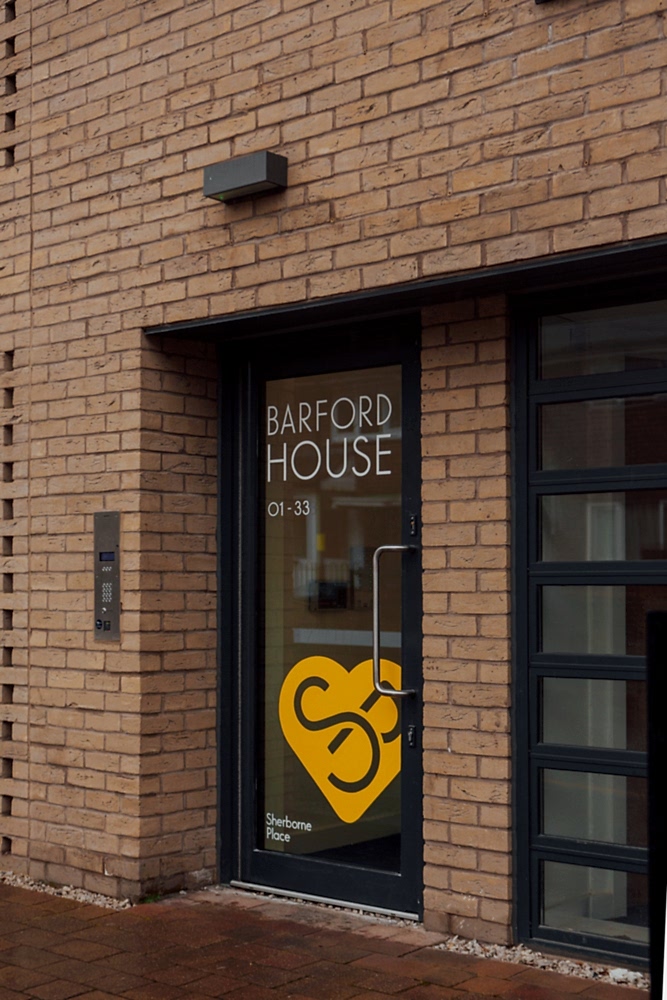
(515, 297, 667, 963)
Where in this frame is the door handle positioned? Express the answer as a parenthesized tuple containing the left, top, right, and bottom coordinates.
(372, 544, 417, 698)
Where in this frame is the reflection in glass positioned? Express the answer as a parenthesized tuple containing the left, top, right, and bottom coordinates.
(540, 490, 667, 562)
(261, 366, 403, 871)
(541, 679, 646, 751)
(539, 300, 667, 379)
(542, 862, 648, 943)
(541, 770, 647, 847)
(540, 585, 667, 655)
(540, 395, 667, 471)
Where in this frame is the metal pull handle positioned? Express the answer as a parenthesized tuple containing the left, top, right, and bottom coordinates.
(372, 544, 416, 698)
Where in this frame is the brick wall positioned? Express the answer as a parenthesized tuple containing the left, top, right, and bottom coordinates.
(0, 341, 27, 870)
(421, 298, 512, 943)
(0, 0, 222, 899)
(135, 335, 218, 896)
(0, 0, 29, 871)
(0, 0, 663, 914)
(16, 0, 666, 333)
(0, 324, 218, 899)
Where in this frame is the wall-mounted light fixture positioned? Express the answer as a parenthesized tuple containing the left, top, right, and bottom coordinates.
(203, 151, 288, 203)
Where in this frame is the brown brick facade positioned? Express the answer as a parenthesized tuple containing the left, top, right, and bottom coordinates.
(0, 0, 664, 940)
(10, 0, 665, 332)
(421, 299, 511, 943)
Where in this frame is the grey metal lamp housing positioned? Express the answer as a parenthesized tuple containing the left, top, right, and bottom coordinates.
(203, 151, 288, 203)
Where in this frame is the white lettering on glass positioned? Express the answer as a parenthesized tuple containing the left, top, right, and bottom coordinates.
(267, 405, 279, 436)
(267, 392, 396, 483)
(299, 402, 312, 433)
(352, 436, 372, 477)
(330, 396, 356, 431)
(376, 433, 392, 476)
(290, 440, 322, 481)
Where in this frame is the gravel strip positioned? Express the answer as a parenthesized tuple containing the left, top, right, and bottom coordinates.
(436, 936, 649, 990)
(0, 869, 132, 910)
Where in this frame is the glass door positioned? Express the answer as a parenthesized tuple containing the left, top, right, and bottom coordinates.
(237, 334, 422, 915)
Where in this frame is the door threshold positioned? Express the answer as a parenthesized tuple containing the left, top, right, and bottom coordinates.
(230, 880, 419, 922)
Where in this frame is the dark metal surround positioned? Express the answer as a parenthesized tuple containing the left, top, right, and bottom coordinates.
(512, 286, 667, 967)
(217, 319, 424, 917)
(647, 612, 667, 999)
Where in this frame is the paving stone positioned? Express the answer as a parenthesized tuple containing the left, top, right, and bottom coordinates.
(465, 960, 529, 981)
(458, 977, 528, 996)
(0, 988, 31, 1000)
(271, 979, 361, 1000)
(400, 987, 470, 1000)
(514, 970, 593, 994)
(350, 950, 475, 987)
(225, 989, 317, 1000)
(180, 974, 249, 997)
(221, 942, 320, 971)
(0, 967, 54, 993)
(0, 885, 648, 1000)
(580, 987, 647, 1000)
(141, 965, 209, 987)
(347, 965, 421, 992)
(511, 985, 585, 1000)
(205, 956, 303, 989)
(69, 993, 127, 1000)
(121, 985, 185, 1000)
(0, 948, 62, 971)
(24, 981, 89, 1000)
(48, 945, 119, 965)
(385, 927, 447, 948)
(4, 933, 67, 953)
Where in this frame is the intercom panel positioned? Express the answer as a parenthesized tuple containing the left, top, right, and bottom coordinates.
(93, 511, 120, 641)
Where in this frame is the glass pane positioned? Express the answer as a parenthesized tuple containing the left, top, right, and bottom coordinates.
(541, 679, 646, 751)
(540, 300, 667, 379)
(541, 490, 667, 561)
(542, 862, 648, 943)
(540, 395, 667, 471)
(540, 584, 667, 655)
(261, 366, 403, 871)
(541, 770, 647, 847)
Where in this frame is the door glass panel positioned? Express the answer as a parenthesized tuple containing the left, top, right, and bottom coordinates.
(540, 394, 667, 471)
(541, 678, 646, 751)
(260, 365, 403, 871)
(540, 584, 667, 655)
(539, 300, 667, 379)
(541, 770, 647, 847)
(540, 490, 667, 561)
(542, 862, 649, 943)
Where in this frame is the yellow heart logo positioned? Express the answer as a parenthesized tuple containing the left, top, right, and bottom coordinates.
(278, 656, 402, 824)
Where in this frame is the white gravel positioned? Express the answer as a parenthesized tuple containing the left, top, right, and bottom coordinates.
(436, 935, 649, 990)
(0, 869, 131, 909)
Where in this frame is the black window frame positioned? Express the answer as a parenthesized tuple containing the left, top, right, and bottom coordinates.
(513, 284, 667, 966)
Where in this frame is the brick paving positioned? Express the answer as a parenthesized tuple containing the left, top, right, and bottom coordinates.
(0, 884, 645, 1000)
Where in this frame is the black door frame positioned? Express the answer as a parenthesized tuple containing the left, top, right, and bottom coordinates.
(218, 317, 424, 916)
